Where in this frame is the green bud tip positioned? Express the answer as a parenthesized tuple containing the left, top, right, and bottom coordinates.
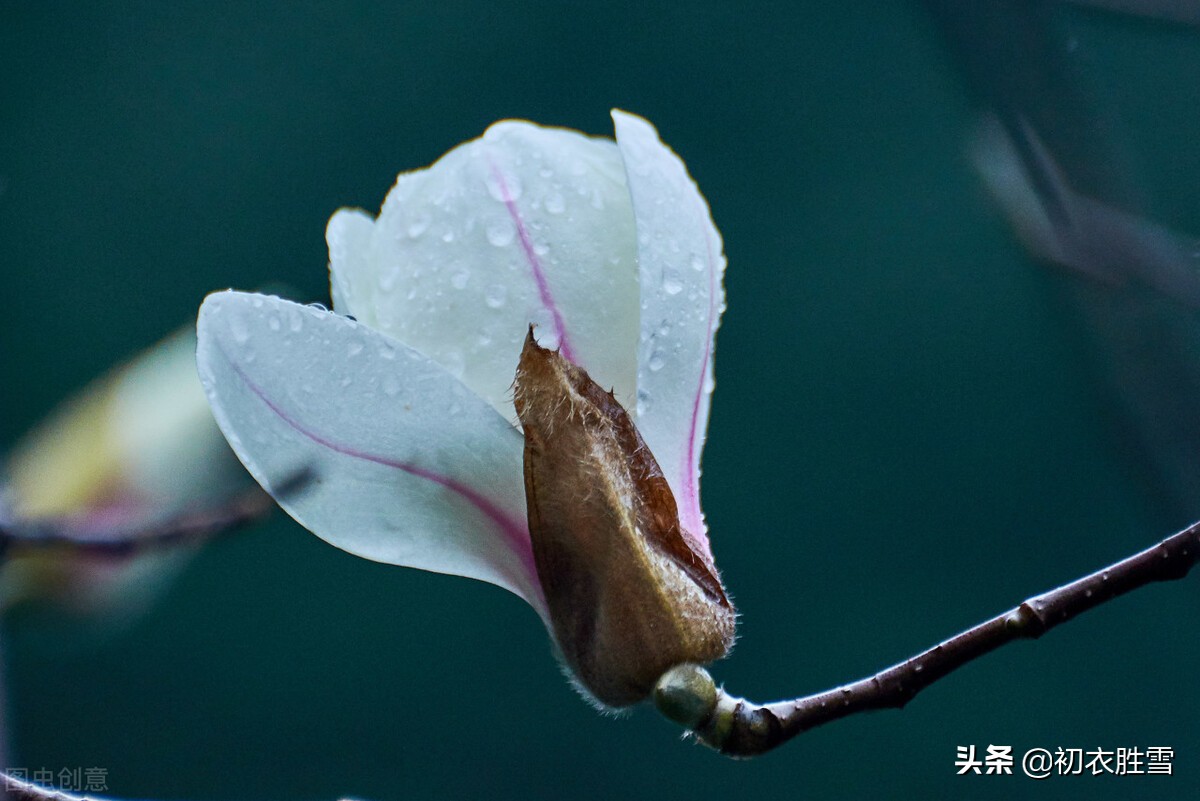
(653, 663, 718, 729)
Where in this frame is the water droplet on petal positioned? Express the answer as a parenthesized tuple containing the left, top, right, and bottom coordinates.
(451, 269, 470, 290)
(406, 213, 431, 238)
(636, 389, 651, 417)
(378, 343, 397, 360)
(268, 315, 282, 332)
(347, 341, 364, 357)
(485, 284, 508, 308)
(662, 272, 684, 295)
(486, 220, 515, 247)
(382, 375, 401, 396)
(339, 377, 353, 388)
(647, 352, 666, 372)
(379, 268, 399, 293)
(545, 192, 566, 214)
(230, 317, 249, 344)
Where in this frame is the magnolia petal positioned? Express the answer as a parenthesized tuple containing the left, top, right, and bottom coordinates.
(329, 121, 640, 419)
(613, 110, 726, 559)
(327, 208, 379, 327)
(196, 291, 546, 614)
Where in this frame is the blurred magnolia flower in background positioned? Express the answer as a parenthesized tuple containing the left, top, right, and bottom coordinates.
(197, 110, 734, 707)
(0, 327, 258, 616)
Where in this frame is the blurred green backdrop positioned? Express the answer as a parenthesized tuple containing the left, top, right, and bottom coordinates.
(3, 2, 1200, 799)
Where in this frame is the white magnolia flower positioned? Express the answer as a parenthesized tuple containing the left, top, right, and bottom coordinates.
(196, 111, 728, 684)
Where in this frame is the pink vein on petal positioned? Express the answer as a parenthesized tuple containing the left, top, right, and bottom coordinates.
(222, 350, 542, 599)
(680, 192, 719, 561)
(486, 157, 578, 363)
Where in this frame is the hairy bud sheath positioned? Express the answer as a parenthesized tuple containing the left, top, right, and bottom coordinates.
(514, 329, 735, 707)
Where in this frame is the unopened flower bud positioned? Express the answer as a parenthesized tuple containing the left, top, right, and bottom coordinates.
(514, 330, 735, 708)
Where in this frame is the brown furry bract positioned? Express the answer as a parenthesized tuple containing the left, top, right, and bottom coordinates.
(514, 328, 735, 708)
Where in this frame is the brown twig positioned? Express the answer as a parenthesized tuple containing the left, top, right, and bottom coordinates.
(656, 518, 1200, 756)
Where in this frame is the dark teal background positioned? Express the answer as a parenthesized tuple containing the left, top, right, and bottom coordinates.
(3, 2, 1200, 798)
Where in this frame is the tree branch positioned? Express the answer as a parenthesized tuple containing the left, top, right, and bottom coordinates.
(655, 518, 1200, 757)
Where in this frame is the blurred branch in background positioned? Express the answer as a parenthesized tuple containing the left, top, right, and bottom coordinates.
(923, 0, 1200, 530)
(0, 323, 270, 780)
(0, 325, 261, 616)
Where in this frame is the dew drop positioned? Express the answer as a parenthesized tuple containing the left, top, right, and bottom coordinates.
(486, 221, 515, 247)
(382, 375, 401, 396)
(691, 254, 706, 272)
(378, 344, 397, 360)
(268, 315, 282, 332)
(347, 341, 364, 357)
(545, 192, 566, 214)
(288, 313, 303, 333)
(662, 272, 684, 295)
(485, 284, 508, 308)
(251, 296, 264, 309)
(379, 268, 399, 293)
(451, 269, 470, 290)
(406, 213, 431, 238)
(636, 389, 651, 417)
(648, 352, 666, 372)
(230, 317, 250, 344)
(441, 229, 456, 243)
